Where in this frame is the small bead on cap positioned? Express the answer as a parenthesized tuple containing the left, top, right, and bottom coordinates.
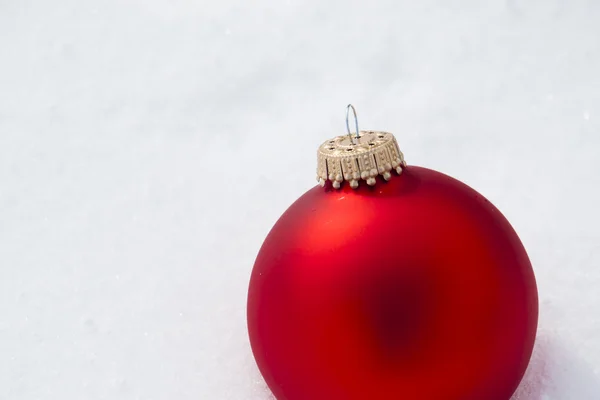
(316, 130, 406, 189)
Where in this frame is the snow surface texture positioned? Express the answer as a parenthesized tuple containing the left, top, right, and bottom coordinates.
(0, 0, 599, 399)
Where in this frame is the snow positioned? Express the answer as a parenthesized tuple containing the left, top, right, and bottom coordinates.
(1, 0, 599, 398)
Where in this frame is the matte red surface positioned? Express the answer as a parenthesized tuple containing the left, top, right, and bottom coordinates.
(247, 166, 538, 400)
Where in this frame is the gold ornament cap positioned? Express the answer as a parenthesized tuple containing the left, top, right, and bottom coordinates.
(316, 105, 406, 189)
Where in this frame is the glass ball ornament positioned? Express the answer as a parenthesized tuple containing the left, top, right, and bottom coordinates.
(247, 107, 538, 400)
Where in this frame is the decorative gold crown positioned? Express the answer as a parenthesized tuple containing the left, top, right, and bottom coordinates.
(316, 130, 406, 189)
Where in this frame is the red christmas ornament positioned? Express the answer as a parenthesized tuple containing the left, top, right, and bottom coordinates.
(247, 107, 538, 400)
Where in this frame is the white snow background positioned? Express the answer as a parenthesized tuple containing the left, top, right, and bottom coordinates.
(1, 0, 599, 399)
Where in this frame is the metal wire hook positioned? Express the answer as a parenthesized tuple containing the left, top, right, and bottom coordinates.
(346, 104, 359, 145)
